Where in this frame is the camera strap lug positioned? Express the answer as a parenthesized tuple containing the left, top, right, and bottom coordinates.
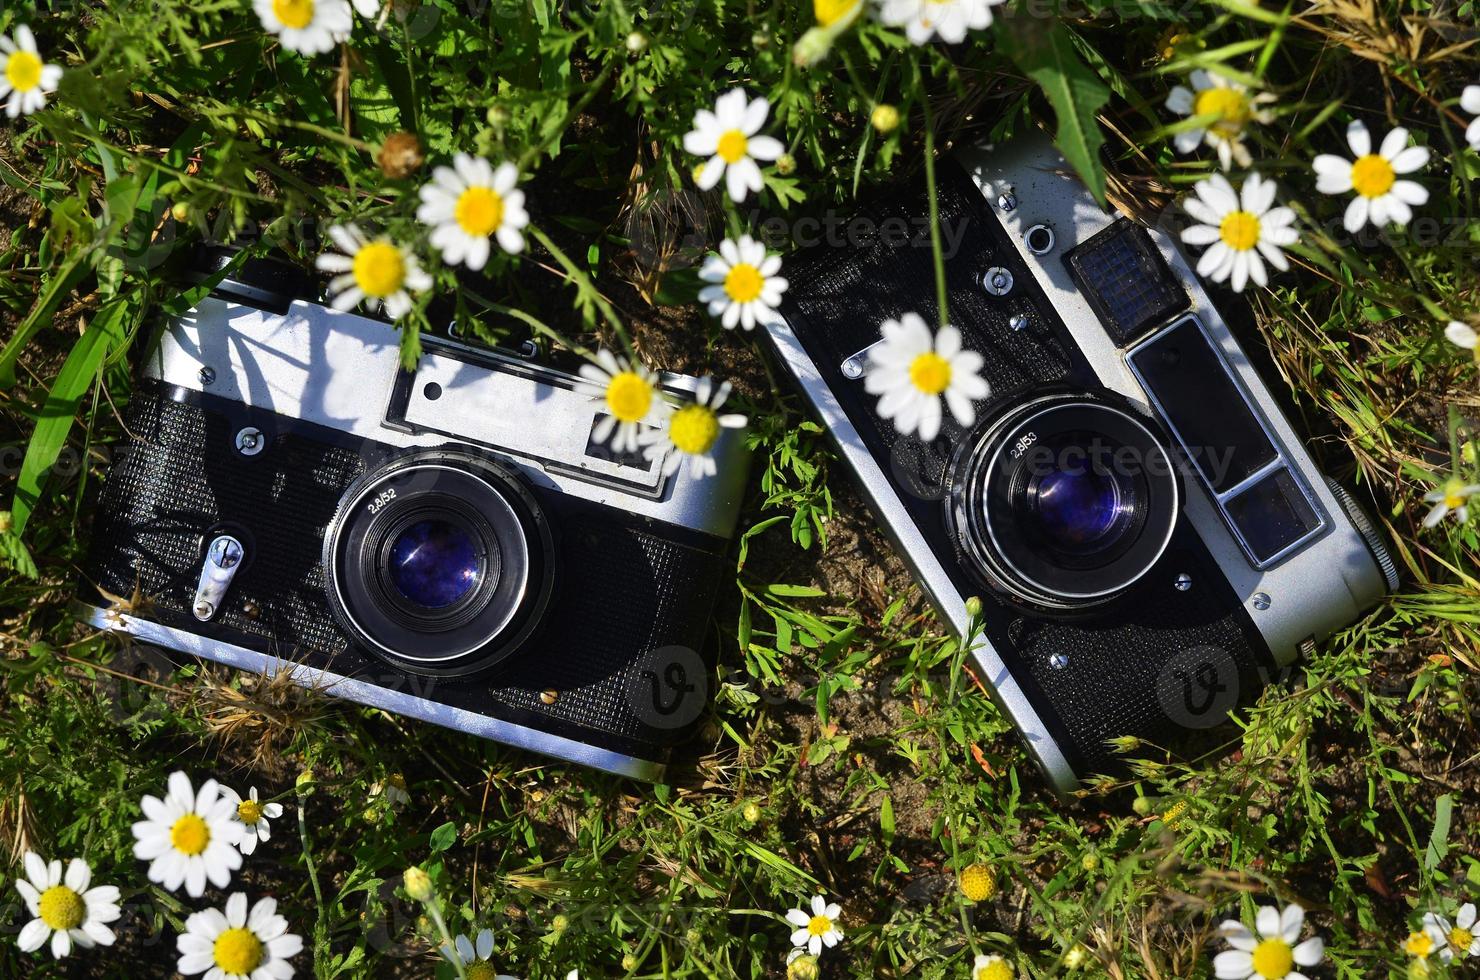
(193, 535, 245, 621)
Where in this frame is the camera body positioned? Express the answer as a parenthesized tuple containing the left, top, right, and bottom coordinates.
(761, 134, 1396, 793)
(78, 264, 750, 780)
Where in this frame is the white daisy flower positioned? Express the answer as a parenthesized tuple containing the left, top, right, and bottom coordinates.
(1312, 121, 1429, 232)
(315, 225, 432, 321)
(416, 154, 529, 270)
(1164, 70, 1275, 171)
(441, 928, 518, 980)
(176, 892, 304, 980)
(683, 88, 785, 203)
(1179, 172, 1299, 293)
(575, 349, 665, 454)
(697, 235, 788, 330)
(786, 895, 844, 957)
(1423, 903, 1480, 962)
(13, 852, 120, 960)
(0, 26, 62, 119)
(253, 0, 352, 56)
(638, 377, 747, 478)
(972, 953, 1014, 979)
(1424, 477, 1480, 527)
(351, 0, 382, 16)
(1446, 320, 1478, 352)
(1462, 86, 1480, 151)
(131, 771, 246, 898)
(863, 313, 989, 442)
(877, 0, 1004, 45)
(1404, 929, 1438, 959)
(222, 786, 284, 857)
(1213, 904, 1324, 980)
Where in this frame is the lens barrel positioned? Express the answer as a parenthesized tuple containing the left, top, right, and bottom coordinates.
(323, 447, 555, 675)
(946, 393, 1180, 610)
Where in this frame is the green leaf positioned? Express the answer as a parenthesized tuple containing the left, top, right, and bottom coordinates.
(9, 297, 132, 536)
(429, 821, 458, 853)
(1002, 16, 1110, 206)
(1425, 794, 1453, 872)
(0, 251, 90, 389)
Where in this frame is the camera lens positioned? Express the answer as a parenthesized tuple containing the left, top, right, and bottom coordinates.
(387, 519, 481, 608)
(1025, 463, 1129, 551)
(323, 447, 556, 675)
(946, 394, 1180, 610)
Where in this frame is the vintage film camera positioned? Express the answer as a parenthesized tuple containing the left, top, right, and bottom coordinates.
(761, 134, 1397, 794)
(77, 254, 749, 780)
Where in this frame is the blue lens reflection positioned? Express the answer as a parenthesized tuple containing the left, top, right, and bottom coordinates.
(388, 519, 479, 608)
(1029, 468, 1123, 550)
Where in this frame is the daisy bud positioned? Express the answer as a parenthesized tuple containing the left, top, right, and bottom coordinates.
(958, 863, 996, 902)
(1062, 944, 1089, 970)
(486, 104, 510, 129)
(787, 953, 821, 980)
(621, 953, 638, 971)
(625, 30, 648, 53)
(871, 103, 900, 133)
(403, 866, 433, 902)
(1081, 853, 1099, 871)
(550, 914, 570, 935)
(1131, 796, 1154, 816)
(776, 153, 796, 175)
(742, 800, 762, 823)
(792, 27, 833, 67)
(377, 131, 425, 180)
(295, 769, 314, 794)
(964, 595, 983, 619)
(170, 202, 191, 222)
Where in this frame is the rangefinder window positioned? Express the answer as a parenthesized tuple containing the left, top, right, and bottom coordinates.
(1064, 219, 1187, 345)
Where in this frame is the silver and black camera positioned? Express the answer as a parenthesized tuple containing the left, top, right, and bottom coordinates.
(78, 255, 749, 780)
(761, 135, 1398, 794)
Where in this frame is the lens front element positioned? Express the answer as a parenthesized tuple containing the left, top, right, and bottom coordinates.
(388, 519, 482, 608)
(1026, 459, 1130, 553)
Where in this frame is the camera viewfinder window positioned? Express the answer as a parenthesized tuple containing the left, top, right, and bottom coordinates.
(1065, 219, 1188, 345)
(1222, 467, 1323, 566)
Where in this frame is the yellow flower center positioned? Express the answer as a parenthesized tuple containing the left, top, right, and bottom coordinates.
(716, 130, 749, 164)
(806, 914, 832, 937)
(238, 799, 264, 824)
(1193, 87, 1251, 138)
(271, 0, 316, 28)
(605, 371, 654, 423)
(959, 864, 996, 902)
(1219, 210, 1261, 251)
(214, 927, 264, 974)
(466, 963, 498, 980)
(351, 242, 407, 298)
(975, 961, 1014, 980)
(1451, 925, 1475, 951)
(669, 403, 721, 455)
(908, 352, 952, 395)
(5, 50, 42, 93)
(454, 186, 505, 237)
(1404, 931, 1434, 957)
(38, 886, 85, 930)
(723, 263, 764, 303)
(1443, 480, 1468, 509)
(171, 813, 211, 856)
(387, 773, 407, 791)
(1250, 938, 1294, 978)
(1350, 154, 1396, 199)
(814, 0, 859, 25)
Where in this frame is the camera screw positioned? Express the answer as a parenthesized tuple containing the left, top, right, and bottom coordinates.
(841, 356, 865, 380)
(1174, 572, 1193, 592)
(198, 366, 216, 386)
(540, 689, 559, 705)
(1251, 592, 1272, 611)
(983, 267, 1014, 296)
(1048, 653, 1069, 670)
(1009, 314, 1029, 332)
(235, 427, 265, 456)
(996, 191, 1017, 212)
